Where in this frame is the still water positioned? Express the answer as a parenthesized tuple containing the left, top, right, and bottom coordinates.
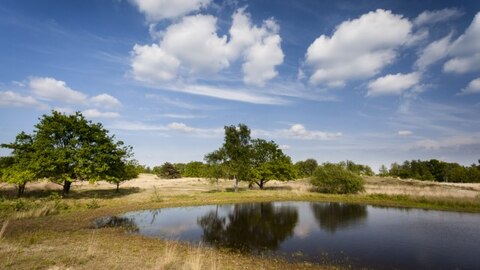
(95, 202, 480, 269)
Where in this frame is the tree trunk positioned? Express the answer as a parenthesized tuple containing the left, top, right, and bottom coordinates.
(62, 180, 72, 197)
(116, 182, 120, 192)
(234, 175, 238, 192)
(259, 180, 264, 189)
(17, 183, 26, 197)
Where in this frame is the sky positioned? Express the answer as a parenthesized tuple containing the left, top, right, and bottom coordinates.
(0, 0, 480, 171)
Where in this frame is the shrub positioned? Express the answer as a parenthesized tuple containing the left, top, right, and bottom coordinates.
(311, 164, 364, 194)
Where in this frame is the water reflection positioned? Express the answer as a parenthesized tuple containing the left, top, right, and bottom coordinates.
(93, 216, 139, 232)
(197, 203, 298, 252)
(310, 202, 367, 233)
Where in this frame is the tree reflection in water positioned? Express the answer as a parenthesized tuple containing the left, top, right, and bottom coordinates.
(93, 216, 139, 232)
(197, 203, 298, 253)
(310, 202, 367, 233)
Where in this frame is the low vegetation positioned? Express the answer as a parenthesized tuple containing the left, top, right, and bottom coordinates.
(312, 163, 364, 194)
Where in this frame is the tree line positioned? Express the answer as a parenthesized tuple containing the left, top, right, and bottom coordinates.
(378, 159, 480, 183)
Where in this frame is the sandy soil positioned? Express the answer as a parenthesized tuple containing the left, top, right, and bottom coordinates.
(1, 174, 479, 199)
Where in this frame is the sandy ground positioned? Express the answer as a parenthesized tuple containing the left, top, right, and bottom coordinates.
(1, 174, 480, 199)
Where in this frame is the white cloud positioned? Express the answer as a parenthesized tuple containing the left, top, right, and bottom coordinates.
(0, 91, 48, 109)
(131, 44, 180, 82)
(415, 34, 452, 70)
(166, 83, 288, 105)
(168, 122, 194, 133)
(279, 144, 290, 150)
(130, 0, 211, 22)
(82, 109, 120, 119)
(90, 93, 121, 108)
(367, 72, 420, 96)
(110, 120, 222, 138)
(131, 9, 284, 88)
(443, 54, 480, 73)
(398, 130, 413, 136)
(413, 135, 479, 150)
(29, 77, 87, 104)
(414, 8, 463, 27)
(415, 12, 480, 73)
(304, 9, 412, 86)
(460, 78, 480, 95)
(281, 124, 342, 140)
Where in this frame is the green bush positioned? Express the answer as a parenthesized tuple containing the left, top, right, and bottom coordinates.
(311, 164, 364, 194)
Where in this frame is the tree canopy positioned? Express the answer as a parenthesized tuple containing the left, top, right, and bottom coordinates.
(205, 124, 296, 189)
(1, 111, 137, 196)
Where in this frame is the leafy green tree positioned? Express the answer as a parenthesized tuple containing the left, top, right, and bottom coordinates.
(31, 111, 132, 196)
(1, 132, 39, 196)
(156, 162, 181, 179)
(183, 161, 207, 177)
(312, 163, 364, 194)
(250, 139, 296, 189)
(205, 124, 252, 192)
(106, 159, 141, 192)
(295, 158, 318, 178)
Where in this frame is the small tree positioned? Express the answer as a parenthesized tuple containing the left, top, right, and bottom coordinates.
(156, 162, 181, 179)
(205, 124, 252, 192)
(312, 163, 364, 194)
(106, 159, 141, 192)
(1, 132, 39, 196)
(250, 139, 296, 189)
(378, 165, 389, 177)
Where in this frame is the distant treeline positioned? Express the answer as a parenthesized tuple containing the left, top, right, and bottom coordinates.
(379, 159, 480, 183)
(143, 159, 374, 180)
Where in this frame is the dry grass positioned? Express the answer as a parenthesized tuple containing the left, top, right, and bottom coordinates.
(0, 174, 479, 269)
(0, 219, 8, 240)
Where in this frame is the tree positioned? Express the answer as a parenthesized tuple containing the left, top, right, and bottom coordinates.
(105, 159, 141, 192)
(311, 163, 364, 194)
(295, 158, 318, 178)
(156, 162, 181, 179)
(183, 161, 207, 177)
(1, 132, 39, 196)
(378, 165, 389, 177)
(205, 124, 252, 192)
(250, 139, 296, 189)
(30, 111, 132, 196)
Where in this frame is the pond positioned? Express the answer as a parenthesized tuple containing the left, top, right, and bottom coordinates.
(94, 202, 480, 269)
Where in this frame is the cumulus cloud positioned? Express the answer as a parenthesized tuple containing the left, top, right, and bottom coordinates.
(110, 120, 222, 138)
(0, 91, 48, 109)
(304, 9, 412, 87)
(29, 77, 87, 104)
(414, 8, 463, 27)
(130, 0, 211, 22)
(82, 109, 120, 119)
(281, 124, 342, 140)
(367, 72, 420, 96)
(417, 12, 480, 73)
(90, 93, 122, 108)
(459, 78, 480, 95)
(398, 130, 413, 136)
(415, 34, 452, 70)
(131, 44, 181, 82)
(131, 9, 283, 88)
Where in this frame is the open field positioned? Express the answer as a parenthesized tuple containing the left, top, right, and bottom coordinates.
(1, 174, 480, 269)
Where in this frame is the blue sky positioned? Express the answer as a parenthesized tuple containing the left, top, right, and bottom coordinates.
(1, 0, 480, 170)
